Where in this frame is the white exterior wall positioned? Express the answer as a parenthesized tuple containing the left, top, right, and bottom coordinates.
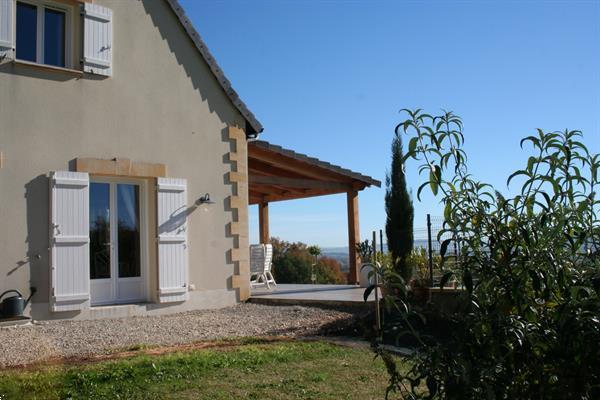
(0, 0, 248, 319)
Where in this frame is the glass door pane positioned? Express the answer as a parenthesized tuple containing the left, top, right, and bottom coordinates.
(117, 184, 141, 278)
(89, 183, 111, 279)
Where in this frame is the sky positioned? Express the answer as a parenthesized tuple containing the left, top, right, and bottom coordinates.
(179, 0, 600, 247)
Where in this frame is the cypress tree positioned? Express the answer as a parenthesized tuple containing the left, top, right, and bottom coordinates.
(385, 134, 414, 280)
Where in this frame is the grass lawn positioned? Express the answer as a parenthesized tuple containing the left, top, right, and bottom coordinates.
(0, 340, 395, 400)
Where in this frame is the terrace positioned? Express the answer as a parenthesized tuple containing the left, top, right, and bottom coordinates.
(247, 140, 381, 284)
(250, 284, 378, 307)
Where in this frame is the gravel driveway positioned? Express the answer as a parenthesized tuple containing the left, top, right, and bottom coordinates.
(0, 303, 358, 368)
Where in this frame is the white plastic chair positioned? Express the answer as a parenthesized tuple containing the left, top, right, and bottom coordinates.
(249, 244, 276, 289)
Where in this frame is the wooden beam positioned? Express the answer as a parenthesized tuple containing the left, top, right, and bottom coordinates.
(248, 188, 344, 204)
(250, 186, 287, 197)
(270, 185, 307, 195)
(251, 185, 305, 197)
(249, 159, 310, 180)
(250, 185, 307, 199)
(249, 195, 265, 205)
(347, 190, 360, 284)
(259, 202, 269, 244)
(248, 146, 351, 182)
(249, 175, 352, 191)
(252, 181, 308, 195)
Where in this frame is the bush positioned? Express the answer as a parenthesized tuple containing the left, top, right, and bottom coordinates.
(375, 109, 600, 399)
(315, 257, 347, 284)
(270, 238, 347, 284)
(272, 253, 312, 284)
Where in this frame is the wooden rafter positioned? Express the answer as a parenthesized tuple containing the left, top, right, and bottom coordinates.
(249, 146, 350, 182)
(249, 175, 353, 191)
(248, 159, 309, 180)
(249, 188, 343, 205)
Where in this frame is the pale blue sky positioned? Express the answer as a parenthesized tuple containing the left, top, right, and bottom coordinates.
(180, 0, 600, 247)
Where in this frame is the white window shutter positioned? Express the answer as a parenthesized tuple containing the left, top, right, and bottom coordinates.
(49, 172, 90, 312)
(0, 0, 14, 58)
(82, 3, 112, 76)
(156, 178, 189, 303)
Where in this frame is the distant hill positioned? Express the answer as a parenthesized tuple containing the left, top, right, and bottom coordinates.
(320, 247, 351, 271)
(321, 240, 441, 272)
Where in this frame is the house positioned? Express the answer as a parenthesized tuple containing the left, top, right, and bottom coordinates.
(0, 0, 379, 321)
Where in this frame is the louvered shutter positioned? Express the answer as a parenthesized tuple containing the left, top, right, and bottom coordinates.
(49, 172, 90, 312)
(82, 3, 112, 76)
(156, 178, 189, 303)
(0, 0, 13, 58)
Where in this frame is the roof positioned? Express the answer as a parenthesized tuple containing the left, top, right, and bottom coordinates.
(248, 140, 381, 204)
(250, 140, 381, 187)
(166, 0, 263, 137)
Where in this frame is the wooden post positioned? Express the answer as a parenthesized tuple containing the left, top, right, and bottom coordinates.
(347, 190, 360, 284)
(259, 202, 269, 244)
(427, 213, 434, 287)
(373, 231, 381, 332)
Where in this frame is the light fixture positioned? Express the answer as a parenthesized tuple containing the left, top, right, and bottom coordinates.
(195, 193, 215, 212)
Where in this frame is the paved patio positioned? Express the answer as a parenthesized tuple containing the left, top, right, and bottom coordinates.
(250, 284, 377, 307)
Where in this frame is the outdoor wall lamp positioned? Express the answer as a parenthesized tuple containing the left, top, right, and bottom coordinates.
(195, 193, 215, 212)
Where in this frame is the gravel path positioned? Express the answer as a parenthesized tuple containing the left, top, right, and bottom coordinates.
(0, 303, 358, 368)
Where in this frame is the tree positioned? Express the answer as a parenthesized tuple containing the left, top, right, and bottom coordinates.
(376, 109, 600, 399)
(385, 133, 414, 280)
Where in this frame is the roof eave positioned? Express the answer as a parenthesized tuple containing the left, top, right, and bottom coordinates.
(249, 140, 381, 189)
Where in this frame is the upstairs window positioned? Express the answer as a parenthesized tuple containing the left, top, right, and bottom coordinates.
(44, 7, 65, 67)
(1, 1, 113, 76)
(15, 2, 36, 62)
(15, 1, 68, 68)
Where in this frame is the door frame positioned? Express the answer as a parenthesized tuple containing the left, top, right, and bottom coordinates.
(89, 176, 149, 306)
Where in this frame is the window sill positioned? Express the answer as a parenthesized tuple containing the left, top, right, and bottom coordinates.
(13, 59, 83, 76)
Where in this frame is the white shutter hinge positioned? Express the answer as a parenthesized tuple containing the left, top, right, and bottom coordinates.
(82, 9, 111, 22)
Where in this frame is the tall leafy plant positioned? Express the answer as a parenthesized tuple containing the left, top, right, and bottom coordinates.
(386, 133, 415, 280)
(376, 109, 599, 399)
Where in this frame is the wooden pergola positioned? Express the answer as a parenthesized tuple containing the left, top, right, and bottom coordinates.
(248, 140, 381, 283)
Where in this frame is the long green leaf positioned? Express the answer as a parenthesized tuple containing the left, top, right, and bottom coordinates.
(440, 238, 452, 258)
(417, 181, 430, 201)
(439, 271, 454, 289)
(363, 284, 378, 303)
(444, 202, 452, 221)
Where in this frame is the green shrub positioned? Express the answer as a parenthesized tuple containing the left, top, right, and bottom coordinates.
(375, 109, 600, 399)
(315, 257, 347, 284)
(272, 253, 312, 284)
(270, 238, 347, 284)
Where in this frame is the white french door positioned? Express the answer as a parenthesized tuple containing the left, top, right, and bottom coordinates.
(89, 178, 146, 305)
